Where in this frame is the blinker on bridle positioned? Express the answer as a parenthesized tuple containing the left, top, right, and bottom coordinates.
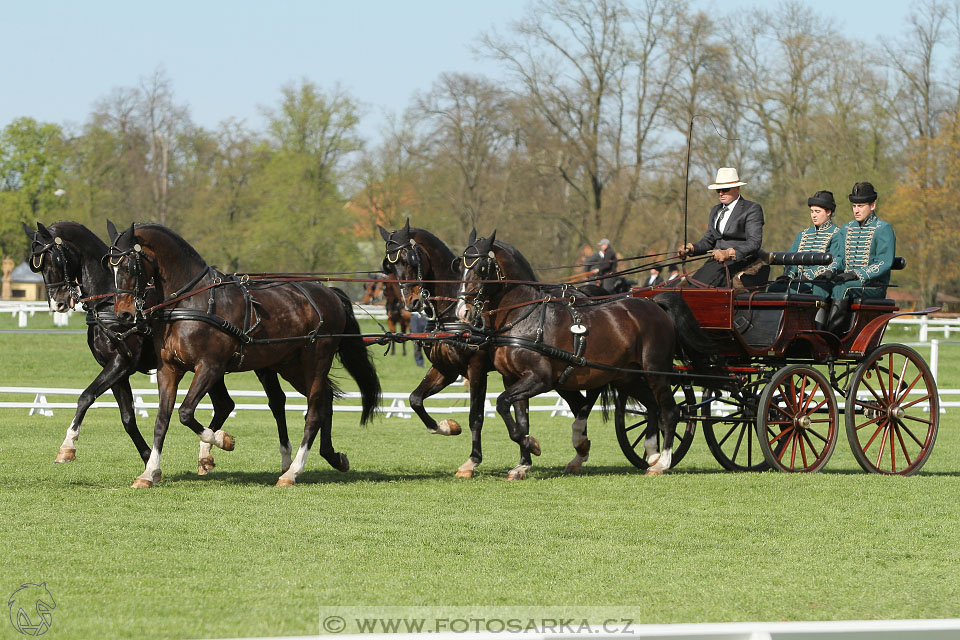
(31, 236, 82, 300)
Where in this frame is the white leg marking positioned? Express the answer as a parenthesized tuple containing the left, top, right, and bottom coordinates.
(280, 444, 292, 473)
(644, 435, 659, 464)
(570, 417, 588, 448)
(60, 420, 81, 450)
(199, 428, 216, 444)
(140, 447, 161, 482)
(198, 442, 212, 460)
(650, 447, 672, 473)
(278, 444, 309, 483)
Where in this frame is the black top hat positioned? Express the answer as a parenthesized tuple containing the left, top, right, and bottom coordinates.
(848, 182, 878, 204)
(807, 190, 836, 211)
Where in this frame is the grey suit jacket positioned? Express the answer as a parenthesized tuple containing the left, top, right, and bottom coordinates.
(692, 197, 764, 259)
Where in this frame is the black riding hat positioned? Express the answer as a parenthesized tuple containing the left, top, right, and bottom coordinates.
(848, 182, 878, 204)
(807, 190, 835, 212)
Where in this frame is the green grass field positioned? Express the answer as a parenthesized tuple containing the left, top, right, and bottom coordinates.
(1, 313, 959, 638)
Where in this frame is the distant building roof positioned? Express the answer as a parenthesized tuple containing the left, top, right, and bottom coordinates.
(10, 262, 43, 283)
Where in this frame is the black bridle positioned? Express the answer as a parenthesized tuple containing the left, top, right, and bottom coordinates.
(456, 247, 504, 327)
(383, 235, 438, 320)
(103, 239, 155, 322)
(30, 236, 83, 305)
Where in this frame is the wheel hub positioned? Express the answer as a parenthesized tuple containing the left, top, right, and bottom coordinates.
(794, 414, 811, 430)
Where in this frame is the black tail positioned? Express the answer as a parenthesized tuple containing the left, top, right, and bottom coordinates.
(333, 288, 381, 424)
(653, 291, 719, 372)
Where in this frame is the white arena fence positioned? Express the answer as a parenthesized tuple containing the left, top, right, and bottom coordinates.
(0, 301, 388, 326)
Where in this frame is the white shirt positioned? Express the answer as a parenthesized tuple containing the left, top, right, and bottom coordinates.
(716, 196, 740, 235)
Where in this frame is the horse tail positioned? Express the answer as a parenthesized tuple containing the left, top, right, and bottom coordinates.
(652, 291, 719, 372)
(332, 287, 381, 424)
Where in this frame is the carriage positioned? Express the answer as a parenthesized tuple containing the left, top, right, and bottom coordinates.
(622, 252, 940, 475)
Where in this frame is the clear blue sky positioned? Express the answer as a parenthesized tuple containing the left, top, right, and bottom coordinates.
(1, 0, 915, 142)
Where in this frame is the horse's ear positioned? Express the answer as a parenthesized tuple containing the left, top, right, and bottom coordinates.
(23, 222, 38, 240)
(377, 225, 391, 242)
(402, 218, 410, 234)
(35, 222, 53, 242)
(106, 220, 119, 243)
(126, 223, 136, 244)
(489, 229, 497, 245)
(468, 228, 477, 246)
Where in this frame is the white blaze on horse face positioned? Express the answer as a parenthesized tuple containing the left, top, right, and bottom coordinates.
(455, 265, 469, 322)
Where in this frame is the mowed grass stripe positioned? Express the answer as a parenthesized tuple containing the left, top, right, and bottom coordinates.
(0, 321, 958, 638)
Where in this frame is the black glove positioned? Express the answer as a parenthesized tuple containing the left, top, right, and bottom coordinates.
(833, 271, 859, 283)
(813, 269, 835, 282)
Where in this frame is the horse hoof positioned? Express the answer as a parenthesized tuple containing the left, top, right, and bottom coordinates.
(276, 477, 295, 487)
(645, 468, 663, 477)
(647, 453, 661, 466)
(506, 468, 527, 481)
(526, 436, 541, 456)
(436, 419, 462, 436)
(54, 447, 76, 463)
(455, 467, 474, 479)
(334, 453, 350, 472)
(219, 433, 236, 451)
(131, 477, 154, 489)
(564, 461, 583, 474)
(198, 456, 215, 475)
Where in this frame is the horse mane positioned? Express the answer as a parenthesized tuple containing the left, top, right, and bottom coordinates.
(411, 227, 457, 277)
(133, 223, 207, 266)
(493, 240, 539, 281)
(48, 221, 109, 255)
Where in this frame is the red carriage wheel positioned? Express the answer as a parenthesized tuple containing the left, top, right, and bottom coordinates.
(845, 344, 939, 475)
(755, 365, 838, 473)
(615, 384, 696, 470)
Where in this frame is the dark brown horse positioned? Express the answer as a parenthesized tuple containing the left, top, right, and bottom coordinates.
(23, 221, 289, 475)
(379, 220, 543, 478)
(362, 273, 411, 355)
(455, 230, 713, 477)
(108, 222, 380, 487)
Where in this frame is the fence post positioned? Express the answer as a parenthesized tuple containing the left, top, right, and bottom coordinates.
(929, 339, 939, 383)
(919, 316, 929, 342)
(18, 309, 27, 328)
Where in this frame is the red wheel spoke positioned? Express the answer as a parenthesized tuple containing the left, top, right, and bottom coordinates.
(772, 400, 794, 419)
(780, 430, 796, 463)
(896, 419, 927, 448)
(806, 398, 828, 414)
(900, 393, 933, 411)
(854, 413, 883, 431)
(894, 424, 913, 467)
(861, 421, 886, 451)
(902, 413, 934, 427)
(887, 353, 895, 406)
(889, 420, 897, 473)
(796, 375, 807, 412)
(861, 376, 887, 405)
(872, 362, 889, 401)
(806, 427, 829, 443)
(875, 424, 890, 467)
(802, 429, 824, 456)
(893, 357, 913, 403)
(799, 432, 809, 467)
(895, 371, 924, 405)
(768, 426, 793, 444)
(801, 379, 820, 413)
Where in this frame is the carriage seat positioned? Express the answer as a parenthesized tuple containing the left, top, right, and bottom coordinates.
(732, 292, 824, 347)
(734, 292, 824, 304)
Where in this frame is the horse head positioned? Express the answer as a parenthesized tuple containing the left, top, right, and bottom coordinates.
(378, 218, 435, 315)
(23, 221, 85, 313)
(105, 221, 159, 325)
(455, 229, 503, 324)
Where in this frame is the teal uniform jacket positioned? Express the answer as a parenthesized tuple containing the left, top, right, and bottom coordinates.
(780, 220, 843, 297)
(834, 213, 896, 300)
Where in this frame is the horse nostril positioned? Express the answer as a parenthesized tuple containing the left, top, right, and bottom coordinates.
(118, 311, 133, 324)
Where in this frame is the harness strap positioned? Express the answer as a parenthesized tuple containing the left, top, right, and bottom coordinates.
(289, 281, 325, 343)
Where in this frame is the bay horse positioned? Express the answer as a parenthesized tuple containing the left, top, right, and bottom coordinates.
(455, 230, 714, 478)
(379, 220, 543, 479)
(107, 221, 380, 487)
(23, 221, 288, 475)
(362, 273, 411, 355)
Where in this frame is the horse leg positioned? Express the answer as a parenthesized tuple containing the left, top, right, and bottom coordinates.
(646, 377, 680, 475)
(409, 367, 462, 435)
(558, 388, 599, 474)
(496, 373, 550, 480)
(133, 366, 183, 488)
(178, 365, 236, 454)
(196, 378, 236, 475)
(401, 317, 408, 356)
(456, 362, 488, 478)
(632, 384, 663, 470)
(255, 368, 292, 473)
(56, 358, 142, 462)
(277, 381, 344, 487)
(111, 377, 152, 464)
